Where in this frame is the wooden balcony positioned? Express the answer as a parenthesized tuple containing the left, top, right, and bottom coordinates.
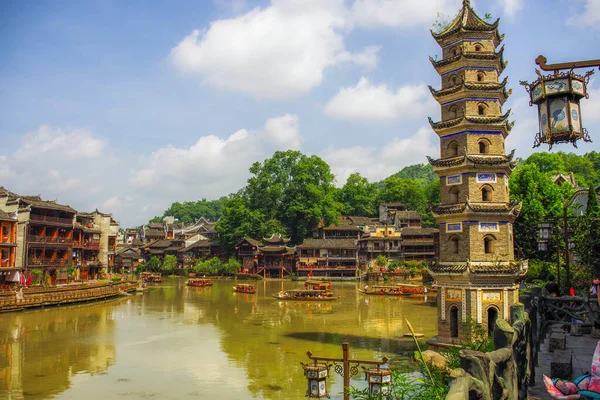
(0, 260, 13, 268)
(28, 235, 72, 245)
(30, 214, 73, 226)
(83, 241, 100, 250)
(28, 258, 70, 266)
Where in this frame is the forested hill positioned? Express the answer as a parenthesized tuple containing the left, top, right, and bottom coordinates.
(385, 163, 436, 185)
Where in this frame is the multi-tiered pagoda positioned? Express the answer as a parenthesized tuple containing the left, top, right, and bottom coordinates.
(425, 0, 527, 346)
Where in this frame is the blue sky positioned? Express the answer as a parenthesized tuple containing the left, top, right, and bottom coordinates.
(1, 0, 599, 227)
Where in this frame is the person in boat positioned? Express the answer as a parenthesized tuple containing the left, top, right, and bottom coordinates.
(364, 285, 369, 291)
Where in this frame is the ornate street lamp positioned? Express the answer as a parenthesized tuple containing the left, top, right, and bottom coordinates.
(302, 363, 329, 398)
(302, 343, 389, 400)
(520, 55, 600, 149)
(364, 366, 392, 396)
(537, 223, 552, 252)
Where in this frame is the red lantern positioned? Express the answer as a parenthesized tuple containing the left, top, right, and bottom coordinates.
(234, 247, 239, 250)
(252, 247, 256, 250)
(254, 255, 258, 259)
(281, 253, 285, 257)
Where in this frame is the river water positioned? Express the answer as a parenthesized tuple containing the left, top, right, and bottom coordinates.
(0, 278, 438, 400)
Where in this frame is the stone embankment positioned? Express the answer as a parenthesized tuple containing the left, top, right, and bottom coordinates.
(0, 281, 137, 312)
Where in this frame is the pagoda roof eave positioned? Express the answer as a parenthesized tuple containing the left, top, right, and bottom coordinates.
(430, 120, 513, 138)
(431, 0, 500, 42)
(430, 53, 507, 76)
(431, 201, 522, 218)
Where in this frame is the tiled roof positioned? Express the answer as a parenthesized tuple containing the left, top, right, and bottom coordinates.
(21, 198, 77, 213)
(395, 211, 421, 220)
(145, 229, 165, 237)
(263, 234, 290, 244)
(429, 263, 467, 273)
(428, 116, 463, 130)
(298, 238, 358, 249)
(148, 240, 173, 249)
(149, 222, 164, 229)
(83, 227, 102, 234)
(237, 237, 263, 248)
(0, 209, 16, 221)
(183, 240, 212, 252)
(401, 227, 437, 236)
(431, 0, 500, 41)
(346, 216, 378, 226)
(260, 245, 295, 254)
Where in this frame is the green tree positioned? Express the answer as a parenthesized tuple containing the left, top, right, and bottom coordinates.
(387, 163, 436, 185)
(221, 257, 241, 276)
(216, 195, 287, 255)
(378, 177, 436, 227)
(573, 187, 600, 278)
(193, 257, 221, 275)
(510, 164, 565, 260)
(524, 152, 566, 174)
(375, 255, 388, 268)
(162, 254, 178, 275)
(244, 150, 340, 243)
(145, 256, 162, 273)
(336, 173, 377, 216)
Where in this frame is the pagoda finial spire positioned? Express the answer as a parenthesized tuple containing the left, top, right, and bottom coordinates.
(463, 0, 470, 7)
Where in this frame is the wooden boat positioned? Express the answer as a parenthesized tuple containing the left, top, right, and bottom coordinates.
(359, 284, 427, 296)
(233, 283, 256, 294)
(359, 285, 404, 296)
(271, 289, 338, 301)
(140, 272, 162, 283)
(187, 278, 213, 287)
(304, 279, 333, 291)
(396, 283, 427, 295)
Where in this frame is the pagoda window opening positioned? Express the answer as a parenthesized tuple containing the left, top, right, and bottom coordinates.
(477, 103, 487, 116)
(450, 306, 459, 338)
(449, 186, 460, 203)
(474, 43, 483, 52)
(481, 185, 493, 202)
(450, 46, 459, 57)
(478, 138, 491, 153)
(448, 141, 459, 156)
(476, 71, 485, 83)
(447, 104, 458, 119)
(450, 235, 460, 254)
(487, 306, 499, 335)
(484, 235, 496, 254)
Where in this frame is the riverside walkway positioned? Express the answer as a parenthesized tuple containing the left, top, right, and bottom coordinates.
(528, 327, 599, 399)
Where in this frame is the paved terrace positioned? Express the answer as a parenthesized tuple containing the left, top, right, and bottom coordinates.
(528, 327, 599, 400)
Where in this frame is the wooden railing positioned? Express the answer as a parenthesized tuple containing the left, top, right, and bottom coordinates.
(30, 214, 73, 225)
(0, 260, 12, 268)
(83, 241, 100, 250)
(28, 258, 70, 266)
(28, 235, 72, 244)
(1, 235, 13, 243)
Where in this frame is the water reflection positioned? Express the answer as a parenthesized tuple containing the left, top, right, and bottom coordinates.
(0, 278, 437, 400)
(0, 301, 119, 399)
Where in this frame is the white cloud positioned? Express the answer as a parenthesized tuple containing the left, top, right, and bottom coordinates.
(568, 0, 600, 28)
(496, 0, 523, 19)
(324, 77, 435, 122)
(321, 127, 438, 184)
(350, 0, 461, 28)
(170, 0, 379, 99)
(582, 84, 600, 123)
(0, 116, 303, 227)
(260, 114, 302, 150)
(13, 125, 106, 161)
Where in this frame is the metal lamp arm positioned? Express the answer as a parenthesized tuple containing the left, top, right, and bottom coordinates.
(535, 55, 600, 72)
